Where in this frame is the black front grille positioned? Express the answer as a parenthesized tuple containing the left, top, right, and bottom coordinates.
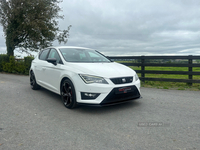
(100, 85, 140, 105)
(110, 77, 133, 84)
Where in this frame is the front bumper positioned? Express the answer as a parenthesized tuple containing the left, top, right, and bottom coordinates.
(77, 85, 141, 106)
(73, 73, 141, 106)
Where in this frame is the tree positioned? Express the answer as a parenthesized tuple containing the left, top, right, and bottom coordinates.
(0, 0, 71, 56)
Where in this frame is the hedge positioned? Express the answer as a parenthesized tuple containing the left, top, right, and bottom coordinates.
(0, 54, 9, 72)
(0, 54, 34, 75)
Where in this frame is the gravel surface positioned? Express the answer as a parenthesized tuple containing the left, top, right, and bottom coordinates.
(0, 73, 200, 150)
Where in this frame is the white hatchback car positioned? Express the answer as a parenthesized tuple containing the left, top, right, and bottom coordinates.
(30, 46, 141, 109)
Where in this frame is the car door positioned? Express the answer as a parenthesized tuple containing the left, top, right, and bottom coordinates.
(34, 49, 50, 85)
(43, 48, 64, 93)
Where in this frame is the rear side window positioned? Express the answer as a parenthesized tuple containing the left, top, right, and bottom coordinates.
(39, 49, 49, 60)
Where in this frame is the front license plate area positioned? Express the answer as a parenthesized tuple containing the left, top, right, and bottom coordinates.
(115, 87, 134, 94)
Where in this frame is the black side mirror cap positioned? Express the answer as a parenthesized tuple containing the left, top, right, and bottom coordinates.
(47, 58, 57, 65)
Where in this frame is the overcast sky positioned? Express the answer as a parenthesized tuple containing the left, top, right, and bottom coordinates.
(0, 0, 200, 56)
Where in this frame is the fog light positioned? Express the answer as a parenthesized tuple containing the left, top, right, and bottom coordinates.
(81, 92, 100, 100)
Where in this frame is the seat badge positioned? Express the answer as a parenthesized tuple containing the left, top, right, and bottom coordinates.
(122, 78, 126, 83)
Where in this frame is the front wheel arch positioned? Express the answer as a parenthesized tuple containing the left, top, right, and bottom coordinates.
(60, 78, 77, 109)
(60, 77, 69, 93)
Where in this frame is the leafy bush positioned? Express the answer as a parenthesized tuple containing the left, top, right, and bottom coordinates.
(14, 61, 26, 74)
(0, 54, 9, 71)
(0, 55, 34, 75)
(3, 56, 15, 73)
(24, 56, 34, 74)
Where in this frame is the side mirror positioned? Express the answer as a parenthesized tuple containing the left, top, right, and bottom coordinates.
(47, 58, 57, 65)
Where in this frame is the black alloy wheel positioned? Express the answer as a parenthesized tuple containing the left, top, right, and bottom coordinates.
(30, 71, 41, 90)
(61, 79, 77, 109)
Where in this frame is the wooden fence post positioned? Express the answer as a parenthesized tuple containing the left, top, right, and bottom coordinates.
(141, 56, 145, 83)
(188, 55, 193, 86)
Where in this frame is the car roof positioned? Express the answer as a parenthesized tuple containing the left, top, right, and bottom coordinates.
(48, 46, 94, 50)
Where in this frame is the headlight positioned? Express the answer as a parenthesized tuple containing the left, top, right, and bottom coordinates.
(79, 74, 108, 84)
(135, 74, 139, 81)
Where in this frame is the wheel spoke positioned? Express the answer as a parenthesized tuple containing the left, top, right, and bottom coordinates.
(68, 86, 71, 92)
(62, 82, 73, 107)
(65, 97, 70, 105)
(62, 93, 68, 97)
(63, 83, 68, 92)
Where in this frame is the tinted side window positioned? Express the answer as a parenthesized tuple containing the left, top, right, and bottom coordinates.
(39, 49, 49, 60)
(48, 49, 62, 64)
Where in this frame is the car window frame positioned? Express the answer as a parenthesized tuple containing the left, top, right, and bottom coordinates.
(39, 49, 50, 61)
(47, 48, 63, 64)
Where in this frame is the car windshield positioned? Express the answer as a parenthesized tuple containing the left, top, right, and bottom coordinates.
(59, 48, 111, 63)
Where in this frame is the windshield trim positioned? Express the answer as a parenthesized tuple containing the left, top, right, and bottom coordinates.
(58, 48, 111, 63)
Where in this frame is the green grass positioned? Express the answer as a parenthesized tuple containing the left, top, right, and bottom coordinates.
(129, 66, 200, 91)
(141, 81, 200, 91)
(131, 66, 200, 72)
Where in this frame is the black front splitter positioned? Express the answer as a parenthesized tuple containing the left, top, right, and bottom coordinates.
(77, 96, 142, 107)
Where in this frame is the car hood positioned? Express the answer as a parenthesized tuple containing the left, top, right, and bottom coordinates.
(68, 62, 136, 78)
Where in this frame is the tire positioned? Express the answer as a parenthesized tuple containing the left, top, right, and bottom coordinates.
(61, 79, 77, 109)
(30, 71, 41, 90)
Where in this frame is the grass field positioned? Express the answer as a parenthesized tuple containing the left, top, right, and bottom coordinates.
(129, 66, 200, 91)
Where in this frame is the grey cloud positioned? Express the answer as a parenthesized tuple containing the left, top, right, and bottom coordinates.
(1, 0, 200, 56)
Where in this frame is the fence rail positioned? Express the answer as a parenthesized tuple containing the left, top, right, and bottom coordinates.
(108, 55, 200, 85)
